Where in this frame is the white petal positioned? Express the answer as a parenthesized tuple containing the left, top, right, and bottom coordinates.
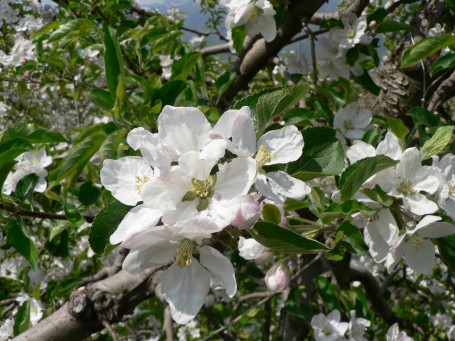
(121, 225, 175, 250)
(416, 220, 455, 239)
(158, 106, 211, 159)
(246, 15, 277, 42)
(364, 224, 391, 263)
(100, 157, 154, 206)
(122, 243, 177, 275)
(396, 147, 421, 180)
(255, 173, 284, 204)
(258, 171, 311, 204)
(110, 205, 162, 245)
(199, 246, 237, 298)
(257, 126, 303, 165)
(238, 237, 265, 260)
(402, 238, 436, 274)
(403, 193, 439, 215)
(376, 131, 402, 160)
(214, 157, 256, 201)
(413, 167, 441, 194)
(161, 260, 210, 324)
(212, 106, 256, 156)
(178, 151, 217, 180)
(347, 140, 376, 163)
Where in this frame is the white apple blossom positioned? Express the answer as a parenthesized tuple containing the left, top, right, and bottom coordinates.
(238, 236, 265, 260)
(333, 102, 372, 140)
(311, 310, 349, 341)
(2, 147, 52, 195)
(264, 263, 289, 292)
(160, 55, 173, 80)
(316, 37, 351, 80)
(347, 131, 402, 164)
(211, 106, 311, 204)
(16, 294, 44, 326)
(346, 310, 371, 341)
(386, 323, 413, 341)
(389, 215, 455, 274)
(122, 227, 236, 325)
(0, 318, 14, 341)
(376, 147, 441, 215)
(100, 156, 154, 206)
(330, 15, 370, 49)
(222, 0, 277, 42)
(432, 153, 455, 218)
(228, 194, 261, 230)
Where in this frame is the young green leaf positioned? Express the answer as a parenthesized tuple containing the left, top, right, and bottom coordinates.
(376, 21, 415, 33)
(339, 155, 398, 201)
(420, 125, 453, 160)
(89, 200, 132, 254)
(288, 127, 345, 179)
(387, 117, 409, 140)
(262, 204, 281, 225)
(436, 234, 455, 272)
(6, 219, 39, 269)
(103, 23, 124, 98)
(401, 34, 455, 68)
(254, 83, 309, 136)
(430, 53, 455, 76)
(15, 174, 39, 201)
(250, 222, 329, 253)
(171, 52, 201, 81)
(13, 300, 30, 336)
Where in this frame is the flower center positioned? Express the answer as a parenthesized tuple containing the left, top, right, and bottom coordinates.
(175, 239, 196, 267)
(343, 119, 354, 130)
(448, 180, 455, 197)
(256, 145, 275, 169)
(135, 175, 150, 193)
(411, 235, 424, 250)
(248, 6, 264, 21)
(182, 175, 217, 211)
(322, 324, 333, 335)
(348, 28, 356, 39)
(397, 179, 415, 196)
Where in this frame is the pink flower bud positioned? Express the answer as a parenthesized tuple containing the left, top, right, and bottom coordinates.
(254, 249, 273, 265)
(369, 20, 377, 30)
(230, 195, 261, 230)
(265, 263, 289, 292)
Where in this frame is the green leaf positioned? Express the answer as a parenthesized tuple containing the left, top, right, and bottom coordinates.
(78, 181, 101, 206)
(420, 126, 453, 160)
(0, 138, 33, 166)
(356, 70, 380, 95)
(430, 53, 455, 76)
(360, 185, 394, 207)
(339, 155, 399, 201)
(436, 234, 455, 272)
(406, 106, 440, 126)
(171, 52, 201, 81)
(155, 80, 188, 106)
(103, 23, 124, 98)
(0, 161, 15, 195)
(15, 174, 39, 201)
(262, 204, 281, 225)
(88, 88, 115, 110)
(98, 129, 126, 164)
(376, 21, 415, 33)
(401, 34, 455, 68)
(215, 71, 236, 101)
(338, 221, 369, 254)
(288, 127, 345, 179)
(48, 19, 93, 43)
(49, 222, 70, 242)
(89, 200, 132, 254)
(51, 133, 106, 188)
(316, 276, 340, 311)
(320, 200, 376, 224)
(13, 300, 30, 336)
(26, 129, 68, 143)
(6, 219, 38, 269)
(387, 117, 409, 140)
(254, 83, 309, 136)
(30, 21, 64, 40)
(250, 222, 329, 254)
(231, 26, 247, 54)
(64, 203, 85, 227)
(444, 0, 455, 12)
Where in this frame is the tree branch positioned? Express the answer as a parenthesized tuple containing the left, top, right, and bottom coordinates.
(310, 0, 370, 25)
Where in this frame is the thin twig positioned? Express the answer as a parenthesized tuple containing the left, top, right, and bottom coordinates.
(163, 306, 174, 341)
(81, 247, 129, 284)
(101, 319, 120, 341)
(0, 202, 95, 223)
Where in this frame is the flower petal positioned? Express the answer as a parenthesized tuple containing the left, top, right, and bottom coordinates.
(257, 126, 303, 165)
(403, 193, 438, 215)
(161, 259, 210, 324)
(199, 246, 237, 298)
(256, 171, 311, 204)
(122, 243, 177, 275)
(100, 157, 154, 206)
(158, 106, 211, 159)
(110, 204, 162, 245)
(214, 157, 256, 201)
(238, 237, 265, 260)
(402, 238, 436, 274)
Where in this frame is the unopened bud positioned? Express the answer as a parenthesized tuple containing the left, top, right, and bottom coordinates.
(265, 263, 289, 292)
(369, 20, 377, 30)
(231, 195, 261, 230)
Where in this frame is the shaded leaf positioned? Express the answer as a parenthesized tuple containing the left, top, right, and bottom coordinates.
(420, 125, 453, 160)
(401, 34, 455, 68)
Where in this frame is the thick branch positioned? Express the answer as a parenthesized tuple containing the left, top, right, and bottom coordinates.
(13, 267, 165, 341)
(310, 0, 370, 24)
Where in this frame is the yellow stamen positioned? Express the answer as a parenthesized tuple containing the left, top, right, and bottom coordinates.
(397, 179, 415, 196)
(135, 175, 150, 193)
(255, 145, 275, 170)
(175, 239, 196, 267)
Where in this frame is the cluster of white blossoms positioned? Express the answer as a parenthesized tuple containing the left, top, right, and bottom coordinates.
(100, 105, 310, 324)
(317, 14, 372, 80)
(221, 0, 277, 43)
(2, 148, 52, 195)
(345, 132, 455, 275)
